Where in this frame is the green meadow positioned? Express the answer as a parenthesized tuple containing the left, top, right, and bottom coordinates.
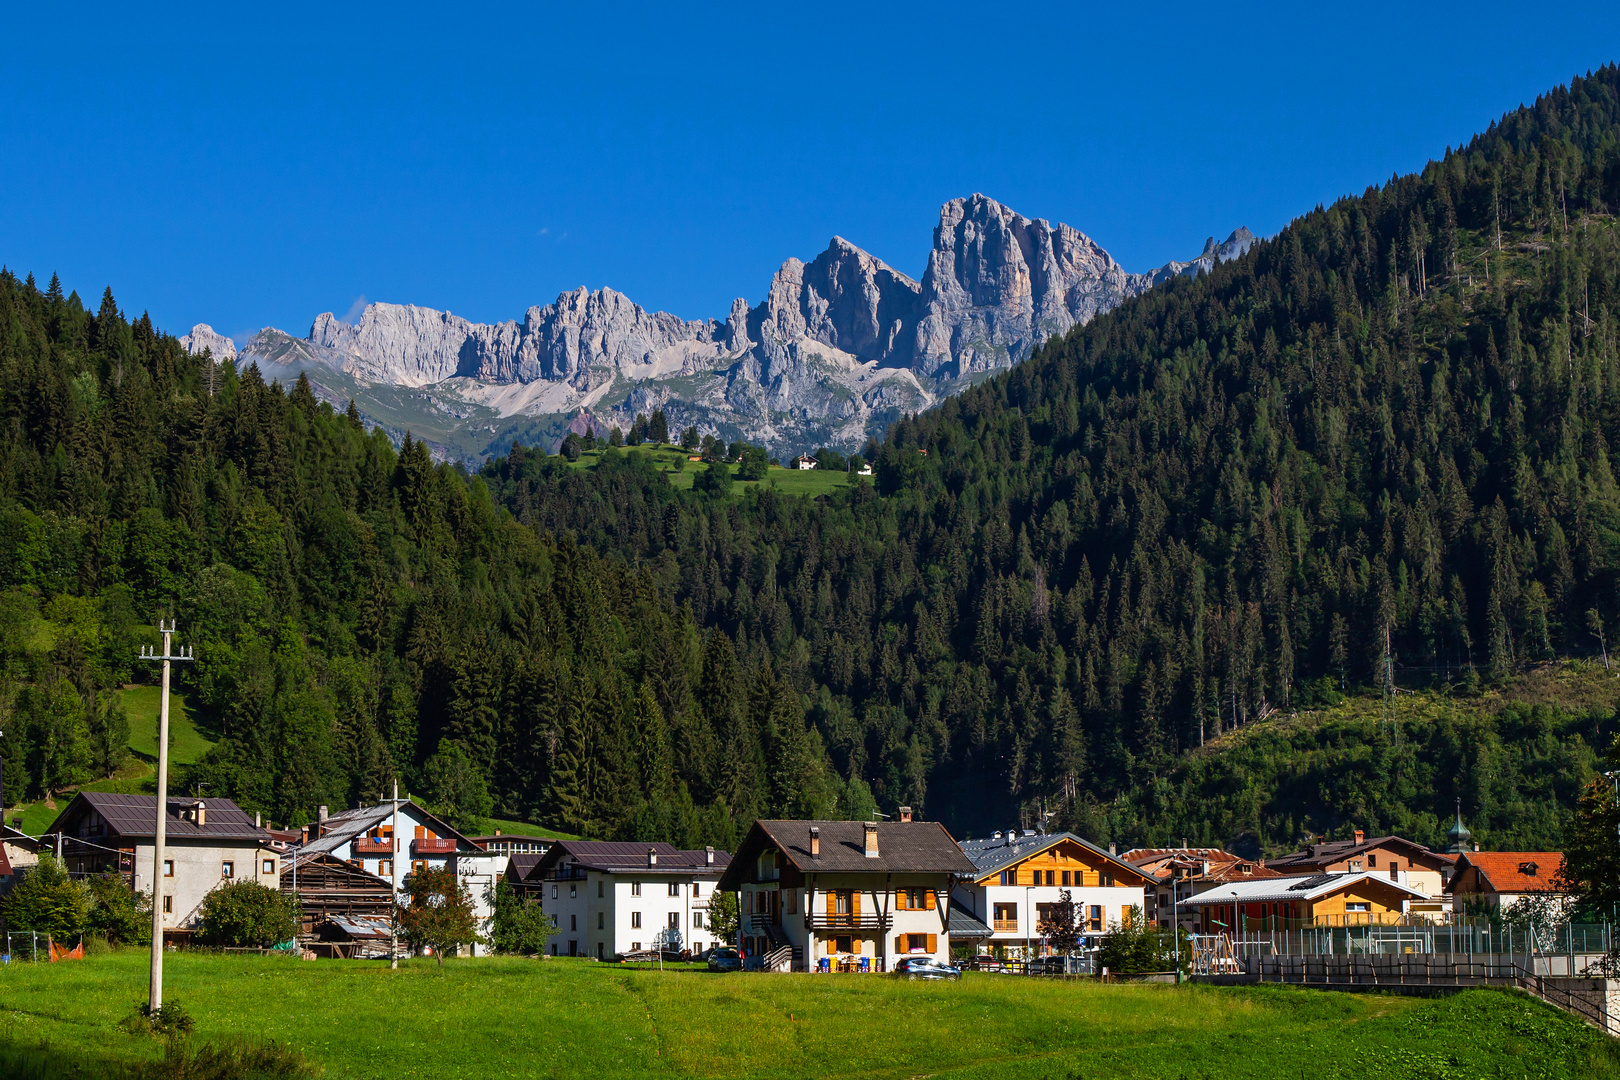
(0, 951, 1614, 1079)
(565, 444, 855, 497)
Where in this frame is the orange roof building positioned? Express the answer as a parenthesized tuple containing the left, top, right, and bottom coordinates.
(1445, 851, 1567, 907)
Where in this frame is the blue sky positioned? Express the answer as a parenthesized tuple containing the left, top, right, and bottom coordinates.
(3, 3, 1618, 345)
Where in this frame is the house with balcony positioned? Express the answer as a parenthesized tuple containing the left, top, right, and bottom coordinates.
(1185, 871, 1432, 931)
(523, 839, 730, 960)
(1121, 846, 1281, 931)
(1268, 829, 1456, 913)
(52, 793, 280, 939)
(298, 801, 501, 954)
(717, 809, 978, 973)
(955, 831, 1154, 957)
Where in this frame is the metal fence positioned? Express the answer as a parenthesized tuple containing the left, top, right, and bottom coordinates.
(2, 932, 51, 963)
(1228, 922, 1614, 964)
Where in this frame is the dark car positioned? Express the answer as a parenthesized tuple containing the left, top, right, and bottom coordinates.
(895, 956, 960, 981)
(707, 947, 742, 972)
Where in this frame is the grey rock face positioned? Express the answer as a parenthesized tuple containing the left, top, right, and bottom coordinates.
(236, 197, 1255, 461)
(179, 324, 236, 361)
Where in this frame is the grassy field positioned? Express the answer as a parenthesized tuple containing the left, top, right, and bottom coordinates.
(0, 951, 1614, 1079)
(477, 816, 580, 841)
(565, 444, 855, 497)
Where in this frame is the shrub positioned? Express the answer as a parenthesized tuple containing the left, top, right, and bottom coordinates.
(1, 854, 89, 938)
(195, 881, 299, 948)
(87, 872, 152, 946)
(397, 866, 479, 966)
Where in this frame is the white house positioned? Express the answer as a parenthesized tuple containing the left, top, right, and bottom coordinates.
(719, 811, 979, 972)
(299, 801, 500, 954)
(524, 840, 731, 960)
(794, 454, 817, 470)
(55, 793, 280, 937)
(954, 831, 1155, 957)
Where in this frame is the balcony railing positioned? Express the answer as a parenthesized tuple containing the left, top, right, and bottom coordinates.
(992, 919, 1019, 934)
(804, 912, 893, 932)
(411, 838, 457, 855)
(538, 866, 590, 882)
(354, 838, 394, 856)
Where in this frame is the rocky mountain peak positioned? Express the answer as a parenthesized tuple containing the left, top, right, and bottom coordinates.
(179, 323, 237, 361)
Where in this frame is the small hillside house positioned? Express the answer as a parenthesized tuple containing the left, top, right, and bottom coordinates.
(1185, 871, 1431, 930)
(1445, 851, 1567, 908)
(525, 840, 731, 960)
(957, 832, 1155, 955)
(718, 811, 978, 972)
(300, 801, 502, 954)
(794, 454, 816, 470)
(54, 793, 279, 936)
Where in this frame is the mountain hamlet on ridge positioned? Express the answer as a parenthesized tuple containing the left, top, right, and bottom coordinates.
(185, 194, 1255, 462)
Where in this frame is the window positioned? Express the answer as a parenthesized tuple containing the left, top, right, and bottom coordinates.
(632, 942, 641, 952)
(632, 912, 642, 929)
(163, 896, 173, 913)
(1088, 905, 1102, 932)
(669, 882, 680, 897)
(413, 861, 426, 874)
(1349, 860, 1363, 872)
(551, 885, 558, 899)
(693, 912, 704, 928)
(550, 943, 557, 956)
(834, 890, 851, 915)
(569, 884, 577, 898)
(1061, 871, 1071, 886)
(631, 881, 642, 897)
(598, 880, 604, 898)
(1100, 873, 1113, 888)
(163, 860, 174, 877)
(1346, 902, 1371, 913)
(1368, 854, 1377, 868)
(349, 859, 363, 869)
(905, 933, 928, 953)
(669, 912, 679, 930)
(570, 914, 577, 931)
(993, 902, 1017, 928)
(834, 935, 852, 954)
(692, 883, 700, 897)
(1045, 870, 1055, 886)
(262, 860, 275, 875)
(221, 861, 235, 878)
(598, 912, 604, 930)
(380, 860, 392, 877)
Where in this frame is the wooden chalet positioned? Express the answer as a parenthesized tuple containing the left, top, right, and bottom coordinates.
(282, 852, 393, 937)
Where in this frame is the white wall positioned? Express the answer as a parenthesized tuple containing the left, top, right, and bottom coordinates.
(954, 882, 1144, 954)
(131, 840, 280, 929)
(541, 870, 718, 958)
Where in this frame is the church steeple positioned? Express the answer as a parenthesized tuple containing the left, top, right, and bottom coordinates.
(1445, 798, 1472, 854)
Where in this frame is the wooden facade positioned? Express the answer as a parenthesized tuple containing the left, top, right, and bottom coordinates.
(282, 853, 393, 937)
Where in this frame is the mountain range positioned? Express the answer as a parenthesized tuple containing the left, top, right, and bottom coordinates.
(183, 194, 1254, 461)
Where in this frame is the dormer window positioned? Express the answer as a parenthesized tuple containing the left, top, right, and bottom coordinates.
(1518, 861, 1539, 877)
(1349, 860, 1363, 872)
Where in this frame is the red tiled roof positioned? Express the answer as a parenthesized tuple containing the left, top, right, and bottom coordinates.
(1453, 851, 1565, 894)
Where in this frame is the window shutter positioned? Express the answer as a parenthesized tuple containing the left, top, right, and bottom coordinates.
(927, 934, 937, 953)
(924, 890, 936, 910)
(826, 891, 836, 915)
(852, 890, 861, 917)
(895, 890, 906, 911)
(895, 934, 904, 952)
(415, 826, 425, 839)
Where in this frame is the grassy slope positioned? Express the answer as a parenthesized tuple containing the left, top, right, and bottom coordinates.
(565, 444, 854, 497)
(1, 952, 1614, 1080)
(476, 816, 580, 841)
(8, 686, 216, 835)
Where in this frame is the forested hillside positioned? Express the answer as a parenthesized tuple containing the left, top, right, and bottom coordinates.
(5, 67, 1620, 855)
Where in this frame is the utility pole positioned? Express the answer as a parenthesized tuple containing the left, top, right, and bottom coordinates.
(391, 779, 400, 969)
(137, 621, 193, 1013)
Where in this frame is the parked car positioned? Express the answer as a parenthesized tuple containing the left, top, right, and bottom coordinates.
(707, 947, 742, 972)
(964, 954, 1004, 972)
(895, 956, 960, 981)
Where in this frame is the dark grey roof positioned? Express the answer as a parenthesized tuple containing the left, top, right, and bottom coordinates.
(1269, 835, 1445, 870)
(720, 820, 976, 890)
(528, 840, 731, 879)
(948, 905, 992, 938)
(62, 792, 269, 843)
(508, 852, 544, 881)
(958, 831, 1146, 881)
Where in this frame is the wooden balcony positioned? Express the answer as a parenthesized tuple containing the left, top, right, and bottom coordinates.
(411, 838, 457, 855)
(804, 912, 893, 932)
(992, 919, 1019, 934)
(353, 838, 394, 856)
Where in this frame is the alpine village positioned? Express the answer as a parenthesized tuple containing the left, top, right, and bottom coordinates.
(3, 42, 1620, 1080)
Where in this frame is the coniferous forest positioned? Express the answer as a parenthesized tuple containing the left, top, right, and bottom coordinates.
(6, 68, 1620, 855)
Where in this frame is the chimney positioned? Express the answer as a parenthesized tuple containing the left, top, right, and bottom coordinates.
(992, 831, 1002, 841)
(300, 824, 309, 845)
(255, 811, 261, 828)
(864, 821, 880, 858)
(898, 806, 912, 823)
(705, 845, 715, 866)
(1353, 828, 1364, 845)
(647, 848, 658, 867)
(1181, 837, 1187, 850)
(494, 829, 501, 836)
(809, 827, 820, 859)
(194, 801, 206, 827)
